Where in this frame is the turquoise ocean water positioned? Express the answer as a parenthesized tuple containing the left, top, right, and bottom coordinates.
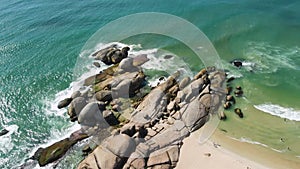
(0, 0, 300, 168)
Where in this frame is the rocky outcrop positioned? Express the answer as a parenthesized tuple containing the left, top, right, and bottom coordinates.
(36, 44, 228, 168)
(77, 64, 226, 169)
(32, 130, 88, 166)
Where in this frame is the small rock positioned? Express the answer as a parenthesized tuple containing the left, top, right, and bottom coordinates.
(82, 145, 92, 154)
(0, 129, 9, 136)
(226, 95, 234, 101)
(236, 86, 242, 90)
(93, 62, 101, 68)
(147, 151, 170, 167)
(204, 153, 211, 157)
(167, 116, 175, 125)
(219, 111, 227, 120)
(223, 102, 231, 109)
(234, 108, 243, 118)
(57, 98, 73, 109)
(231, 60, 243, 68)
(234, 90, 243, 97)
(164, 55, 173, 59)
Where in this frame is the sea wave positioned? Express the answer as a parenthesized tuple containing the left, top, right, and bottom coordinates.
(254, 104, 300, 121)
(229, 136, 285, 153)
(243, 42, 300, 73)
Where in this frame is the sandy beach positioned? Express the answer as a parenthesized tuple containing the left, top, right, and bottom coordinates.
(176, 129, 268, 169)
(176, 127, 300, 169)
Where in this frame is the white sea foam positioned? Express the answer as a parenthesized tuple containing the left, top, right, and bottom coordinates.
(0, 124, 19, 154)
(254, 104, 300, 121)
(229, 136, 268, 148)
(243, 42, 300, 73)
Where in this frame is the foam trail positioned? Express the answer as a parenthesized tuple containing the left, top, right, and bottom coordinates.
(254, 104, 300, 121)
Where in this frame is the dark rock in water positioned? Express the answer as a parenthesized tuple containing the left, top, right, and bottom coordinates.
(234, 108, 243, 118)
(219, 111, 227, 120)
(164, 55, 173, 59)
(57, 98, 73, 109)
(0, 129, 9, 136)
(226, 95, 234, 101)
(234, 90, 243, 97)
(93, 62, 101, 68)
(236, 86, 242, 90)
(223, 101, 232, 109)
(226, 86, 232, 95)
(231, 60, 243, 68)
(36, 130, 88, 166)
(226, 77, 235, 83)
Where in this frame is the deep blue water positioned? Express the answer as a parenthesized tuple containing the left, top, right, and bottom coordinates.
(0, 0, 300, 168)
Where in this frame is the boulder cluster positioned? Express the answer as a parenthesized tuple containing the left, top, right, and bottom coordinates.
(33, 45, 227, 169)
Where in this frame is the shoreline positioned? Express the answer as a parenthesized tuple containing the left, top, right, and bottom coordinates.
(176, 128, 300, 169)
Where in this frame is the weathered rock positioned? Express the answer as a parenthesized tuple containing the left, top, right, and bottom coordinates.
(71, 91, 81, 99)
(234, 108, 244, 118)
(36, 130, 88, 166)
(194, 68, 207, 80)
(78, 146, 123, 169)
(78, 102, 108, 130)
(147, 151, 170, 167)
(0, 128, 9, 136)
(103, 134, 136, 157)
(132, 54, 149, 66)
(95, 90, 112, 102)
(78, 134, 136, 169)
(68, 97, 87, 122)
(57, 98, 73, 109)
(179, 77, 190, 89)
(167, 146, 180, 167)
